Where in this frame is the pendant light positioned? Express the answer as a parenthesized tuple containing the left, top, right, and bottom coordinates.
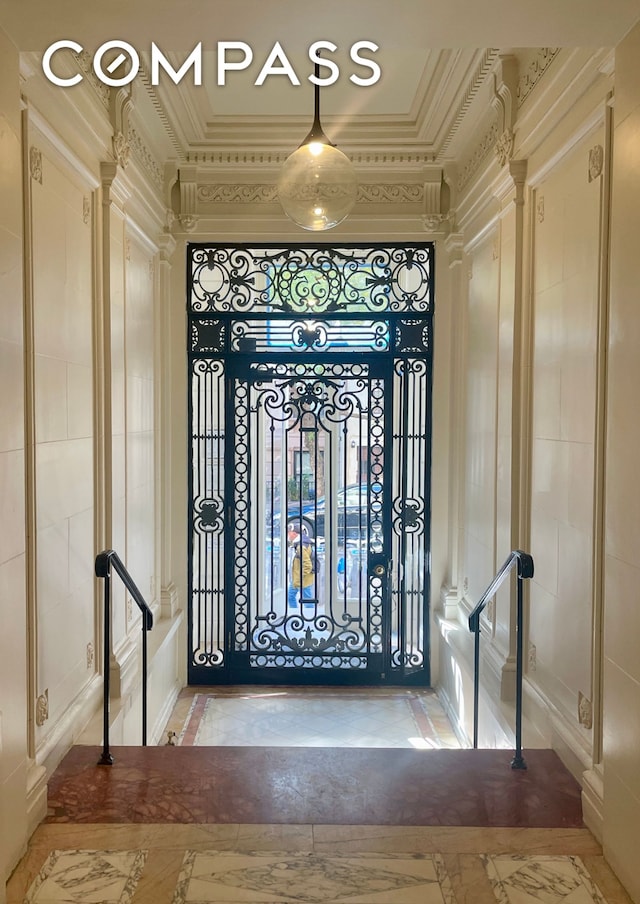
(277, 61, 358, 231)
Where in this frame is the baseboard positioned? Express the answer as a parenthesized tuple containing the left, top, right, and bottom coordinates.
(26, 762, 47, 838)
(35, 674, 104, 777)
(581, 766, 604, 842)
(151, 680, 182, 746)
(436, 685, 470, 747)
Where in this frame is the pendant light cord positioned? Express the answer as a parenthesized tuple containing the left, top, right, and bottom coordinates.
(303, 60, 333, 146)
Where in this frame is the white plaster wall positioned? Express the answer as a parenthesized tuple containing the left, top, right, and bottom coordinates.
(439, 62, 611, 772)
(494, 205, 515, 657)
(0, 27, 28, 898)
(124, 233, 156, 604)
(110, 207, 128, 644)
(603, 21, 640, 902)
(462, 232, 499, 603)
(30, 135, 96, 740)
(528, 131, 601, 734)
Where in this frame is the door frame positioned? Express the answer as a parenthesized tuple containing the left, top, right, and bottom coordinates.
(187, 242, 435, 687)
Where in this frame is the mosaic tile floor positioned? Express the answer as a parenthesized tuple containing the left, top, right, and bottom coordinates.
(162, 687, 461, 749)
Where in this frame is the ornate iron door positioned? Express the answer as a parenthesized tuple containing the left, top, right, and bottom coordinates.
(188, 244, 434, 686)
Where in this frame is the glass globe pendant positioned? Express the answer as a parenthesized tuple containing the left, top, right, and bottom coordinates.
(278, 64, 357, 231)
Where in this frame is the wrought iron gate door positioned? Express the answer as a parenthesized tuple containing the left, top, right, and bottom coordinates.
(188, 243, 434, 686)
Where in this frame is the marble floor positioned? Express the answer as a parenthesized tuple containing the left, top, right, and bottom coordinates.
(7, 688, 633, 903)
(161, 687, 462, 749)
(8, 825, 632, 904)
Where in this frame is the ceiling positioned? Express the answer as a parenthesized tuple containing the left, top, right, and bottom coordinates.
(5, 0, 640, 167)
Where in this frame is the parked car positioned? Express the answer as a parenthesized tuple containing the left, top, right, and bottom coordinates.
(271, 483, 382, 540)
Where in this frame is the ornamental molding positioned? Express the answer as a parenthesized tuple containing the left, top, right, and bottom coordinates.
(359, 183, 425, 203)
(127, 126, 164, 188)
(495, 128, 515, 167)
(492, 56, 517, 168)
(198, 184, 278, 203)
(457, 120, 499, 191)
(422, 213, 451, 232)
(86, 642, 95, 669)
(29, 145, 43, 183)
(516, 48, 560, 107)
(196, 182, 427, 205)
(112, 130, 131, 169)
(439, 48, 500, 157)
(588, 144, 604, 182)
(135, 58, 185, 160)
(72, 51, 111, 109)
(578, 691, 593, 729)
(82, 196, 91, 224)
(186, 151, 436, 168)
(180, 214, 198, 232)
(36, 688, 49, 726)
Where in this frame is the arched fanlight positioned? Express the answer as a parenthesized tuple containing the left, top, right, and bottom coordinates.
(277, 62, 357, 231)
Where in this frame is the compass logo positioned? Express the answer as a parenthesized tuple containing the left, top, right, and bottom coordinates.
(42, 40, 381, 88)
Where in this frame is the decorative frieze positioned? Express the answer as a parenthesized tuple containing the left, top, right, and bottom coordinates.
(196, 182, 426, 205)
(72, 51, 111, 108)
(457, 121, 499, 191)
(29, 146, 43, 184)
(439, 48, 499, 157)
(359, 184, 424, 203)
(128, 126, 164, 188)
(516, 48, 560, 107)
(198, 184, 278, 204)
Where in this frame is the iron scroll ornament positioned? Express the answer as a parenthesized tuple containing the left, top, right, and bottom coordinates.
(189, 245, 433, 314)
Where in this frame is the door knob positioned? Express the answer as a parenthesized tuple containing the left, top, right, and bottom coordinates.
(373, 564, 385, 576)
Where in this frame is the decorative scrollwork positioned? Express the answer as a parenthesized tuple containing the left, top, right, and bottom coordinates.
(193, 496, 224, 533)
(292, 322, 326, 349)
(191, 320, 226, 353)
(395, 320, 431, 354)
(392, 496, 425, 535)
(189, 245, 433, 314)
(251, 609, 370, 655)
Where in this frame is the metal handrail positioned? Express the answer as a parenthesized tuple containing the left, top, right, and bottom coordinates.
(95, 549, 154, 765)
(468, 549, 534, 769)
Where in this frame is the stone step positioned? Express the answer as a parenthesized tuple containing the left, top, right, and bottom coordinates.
(46, 745, 583, 828)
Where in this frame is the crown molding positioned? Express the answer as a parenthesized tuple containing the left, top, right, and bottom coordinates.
(516, 48, 561, 107)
